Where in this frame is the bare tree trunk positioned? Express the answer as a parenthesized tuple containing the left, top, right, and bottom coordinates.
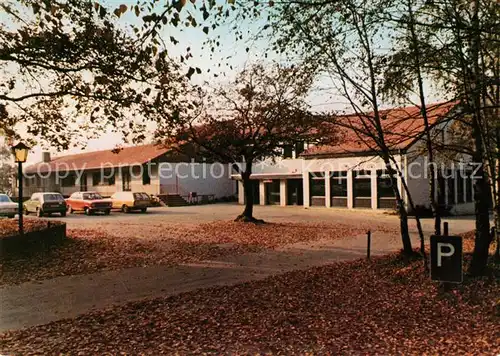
(235, 159, 264, 223)
(469, 158, 492, 275)
(396, 192, 413, 255)
(495, 121, 500, 263)
(468, 0, 492, 275)
(394, 160, 428, 269)
(241, 173, 254, 219)
(406, 0, 441, 236)
(387, 163, 413, 255)
(495, 40, 500, 262)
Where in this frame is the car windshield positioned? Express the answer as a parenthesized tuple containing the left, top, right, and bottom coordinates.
(0, 195, 12, 203)
(83, 193, 103, 200)
(44, 194, 64, 201)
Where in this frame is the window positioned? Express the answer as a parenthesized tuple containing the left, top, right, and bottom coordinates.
(295, 142, 305, 156)
(283, 145, 293, 159)
(377, 170, 395, 198)
(465, 172, 473, 203)
(331, 171, 347, 197)
(0, 195, 12, 203)
(142, 168, 151, 185)
(134, 192, 150, 200)
(43, 193, 64, 201)
(354, 171, 371, 197)
(92, 172, 101, 186)
(266, 180, 280, 205)
(26, 177, 35, 187)
(437, 176, 446, 205)
(447, 171, 456, 205)
(122, 169, 131, 191)
(310, 172, 325, 196)
(457, 175, 465, 203)
(61, 174, 76, 187)
(105, 170, 115, 186)
(83, 193, 103, 200)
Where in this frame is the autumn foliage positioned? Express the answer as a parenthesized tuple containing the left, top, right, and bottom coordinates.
(1, 250, 498, 354)
(0, 219, 371, 285)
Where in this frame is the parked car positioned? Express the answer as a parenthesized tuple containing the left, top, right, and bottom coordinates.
(24, 192, 67, 217)
(0, 194, 18, 218)
(111, 192, 150, 213)
(66, 191, 112, 215)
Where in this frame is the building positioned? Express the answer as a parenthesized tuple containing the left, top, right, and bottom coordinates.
(233, 102, 476, 215)
(22, 144, 236, 199)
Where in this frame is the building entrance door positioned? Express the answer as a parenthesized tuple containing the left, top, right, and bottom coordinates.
(122, 169, 131, 191)
(265, 180, 281, 205)
(287, 179, 303, 205)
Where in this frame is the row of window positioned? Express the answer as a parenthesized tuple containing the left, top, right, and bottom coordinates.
(444, 174, 474, 204)
(309, 171, 395, 198)
(310, 171, 476, 204)
(61, 171, 151, 187)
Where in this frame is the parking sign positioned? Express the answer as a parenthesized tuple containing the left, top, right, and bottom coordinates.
(430, 235, 463, 283)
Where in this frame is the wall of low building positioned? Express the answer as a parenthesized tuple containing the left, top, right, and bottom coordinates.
(405, 155, 431, 210)
(251, 158, 304, 176)
(24, 164, 162, 197)
(159, 162, 235, 198)
(405, 143, 475, 215)
(235, 154, 407, 210)
(114, 165, 161, 196)
(22, 173, 59, 197)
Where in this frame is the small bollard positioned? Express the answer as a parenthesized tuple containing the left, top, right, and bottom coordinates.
(443, 221, 449, 236)
(367, 230, 371, 260)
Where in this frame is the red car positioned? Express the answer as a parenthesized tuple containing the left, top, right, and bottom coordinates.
(66, 191, 112, 215)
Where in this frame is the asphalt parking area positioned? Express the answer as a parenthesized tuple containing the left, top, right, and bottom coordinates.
(29, 203, 475, 235)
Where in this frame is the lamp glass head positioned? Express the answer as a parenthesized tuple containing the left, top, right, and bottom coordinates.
(12, 142, 30, 163)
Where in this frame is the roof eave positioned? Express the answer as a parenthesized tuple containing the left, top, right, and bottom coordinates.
(300, 148, 407, 160)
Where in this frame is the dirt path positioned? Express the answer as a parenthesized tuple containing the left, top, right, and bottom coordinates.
(0, 231, 406, 332)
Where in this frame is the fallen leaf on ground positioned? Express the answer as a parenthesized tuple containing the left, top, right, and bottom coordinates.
(0, 252, 498, 354)
(1, 220, 390, 285)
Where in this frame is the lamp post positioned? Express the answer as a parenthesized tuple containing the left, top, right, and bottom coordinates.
(11, 142, 29, 234)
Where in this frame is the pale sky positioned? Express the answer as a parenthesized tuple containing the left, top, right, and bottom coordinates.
(2, 0, 444, 165)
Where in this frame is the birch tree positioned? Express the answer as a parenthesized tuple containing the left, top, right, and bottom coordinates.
(263, 0, 418, 255)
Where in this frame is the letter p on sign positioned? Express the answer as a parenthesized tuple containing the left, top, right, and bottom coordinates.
(437, 243, 455, 267)
(431, 235, 463, 283)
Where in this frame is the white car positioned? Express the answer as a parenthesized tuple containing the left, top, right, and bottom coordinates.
(0, 194, 18, 218)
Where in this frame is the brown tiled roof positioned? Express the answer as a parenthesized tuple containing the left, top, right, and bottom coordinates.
(302, 101, 457, 158)
(25, 144, 170, 173)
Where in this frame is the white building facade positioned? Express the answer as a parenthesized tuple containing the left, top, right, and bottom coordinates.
(233, 152, 475, 215)
(22, 144, 236, 200)
(233, 102, 476, 215)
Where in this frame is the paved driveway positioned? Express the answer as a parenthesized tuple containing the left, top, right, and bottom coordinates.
(52, 203, 474, 235)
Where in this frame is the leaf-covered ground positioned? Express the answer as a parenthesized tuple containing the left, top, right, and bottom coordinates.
(0, 219, 64, 238)
(1, 220, 376, 285)
(1, 252, 498, 355)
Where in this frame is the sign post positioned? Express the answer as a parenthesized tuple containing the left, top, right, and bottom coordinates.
(430, 222, 463, 284)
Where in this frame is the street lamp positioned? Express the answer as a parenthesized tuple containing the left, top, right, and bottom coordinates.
(11, 142, 30, 234)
